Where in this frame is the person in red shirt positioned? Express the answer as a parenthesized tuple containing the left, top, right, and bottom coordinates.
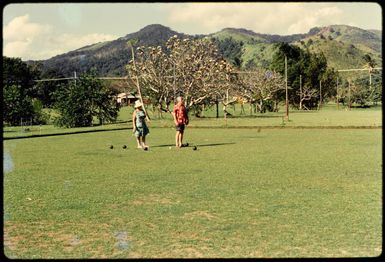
(172, 96, 189, 148)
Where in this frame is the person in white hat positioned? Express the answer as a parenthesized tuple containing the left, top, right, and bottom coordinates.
(132, 100, 149, 149)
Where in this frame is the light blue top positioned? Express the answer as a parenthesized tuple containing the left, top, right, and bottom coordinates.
(134, 110, 149, 137)
(135, 110, 147, 128)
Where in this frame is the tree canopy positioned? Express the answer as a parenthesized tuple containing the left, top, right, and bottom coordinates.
(270, 43, 339, 109)
(3, 57, 43, 125)
(53, 69, 119, 127)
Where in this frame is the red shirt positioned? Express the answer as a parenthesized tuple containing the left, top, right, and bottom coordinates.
(173, 104, 188, 124)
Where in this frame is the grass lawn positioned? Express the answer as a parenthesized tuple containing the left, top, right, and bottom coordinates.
(3, 126, 382, 258)
(118, 103, 383, 128)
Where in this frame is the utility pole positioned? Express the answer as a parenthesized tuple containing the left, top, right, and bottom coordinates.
(336, 77, 339, 110)
(285, 55, 289, 120)
(348, 80, 351, 110)
(318, 80, 322, 110)
(129, 41, 150, 121)
(173, 63, 176, 102)
(369, 68, 372, 102)
(299, 74, 302, 110)
(225, 89, 229, 120)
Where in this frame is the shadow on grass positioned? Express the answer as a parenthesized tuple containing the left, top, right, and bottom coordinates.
(4, 127, 130, 140)
(92, 120, 132, 127)
(234, 115, 283, 119)
(193, 115, 283, 119)
(195, 142, 235, 147)
(151, 144, 175, 148)
(152, 142, 235, 148)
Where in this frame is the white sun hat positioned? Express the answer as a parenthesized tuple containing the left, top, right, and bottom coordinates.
(134, 100, 143, 108)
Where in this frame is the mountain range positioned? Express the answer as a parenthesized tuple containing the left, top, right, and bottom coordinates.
(28, 24, 382, 78)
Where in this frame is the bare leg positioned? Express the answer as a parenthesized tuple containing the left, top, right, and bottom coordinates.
(175, 132, 180, 147)
(136, 137, 142, 148)
(179, 132, 184, 146)
(142, 136, 148, 148)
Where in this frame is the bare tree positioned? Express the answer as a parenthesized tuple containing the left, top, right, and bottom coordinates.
(239, 68, 285, 113)
(297, 85, 318, 110)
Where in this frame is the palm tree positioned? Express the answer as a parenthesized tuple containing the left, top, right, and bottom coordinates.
(363, 54, 376, 77)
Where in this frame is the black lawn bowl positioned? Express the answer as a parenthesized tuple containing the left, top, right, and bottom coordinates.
(110, 145, 114, 149)
(144, 147, 148, 151)
(193, 146, 197, 151)
(123, 145, 127, 149)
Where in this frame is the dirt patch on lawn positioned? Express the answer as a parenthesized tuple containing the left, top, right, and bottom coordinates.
(183, 210, 217, 220)
(3, 220, 132, 258)
(132, 194, 180, 206)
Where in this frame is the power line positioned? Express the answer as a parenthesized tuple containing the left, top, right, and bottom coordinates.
(34, 71, 265, 82)
(34, 77, 76, 82)
(337, 67, 382, 72)
(34, 76, 129, 82)
(33, 68, 382, 83)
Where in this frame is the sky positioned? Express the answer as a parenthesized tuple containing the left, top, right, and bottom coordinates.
(3, 2, 382, 61)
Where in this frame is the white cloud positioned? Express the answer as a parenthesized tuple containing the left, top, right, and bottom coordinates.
(4, 14, 51, 41)
(4, 40, 31, 58)
(164, 3, 347, 35)
(3, 15, 117, 60)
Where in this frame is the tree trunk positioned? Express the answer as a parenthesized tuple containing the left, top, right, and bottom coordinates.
(274, 100, 279, 112)
(157, 104, 163, 119)
(257, 101, 263, 113)
(216, 100, 219, 118)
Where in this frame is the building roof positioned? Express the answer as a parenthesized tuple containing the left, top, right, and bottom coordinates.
(117, 93, 138, 99)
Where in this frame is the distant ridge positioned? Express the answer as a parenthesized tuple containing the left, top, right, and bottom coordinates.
(24, 24, 381, 77)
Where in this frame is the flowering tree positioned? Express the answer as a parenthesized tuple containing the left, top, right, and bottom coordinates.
(127, 36, 239, 117)
(166, 36, 238, 110)
(126, 45, 174, 115)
